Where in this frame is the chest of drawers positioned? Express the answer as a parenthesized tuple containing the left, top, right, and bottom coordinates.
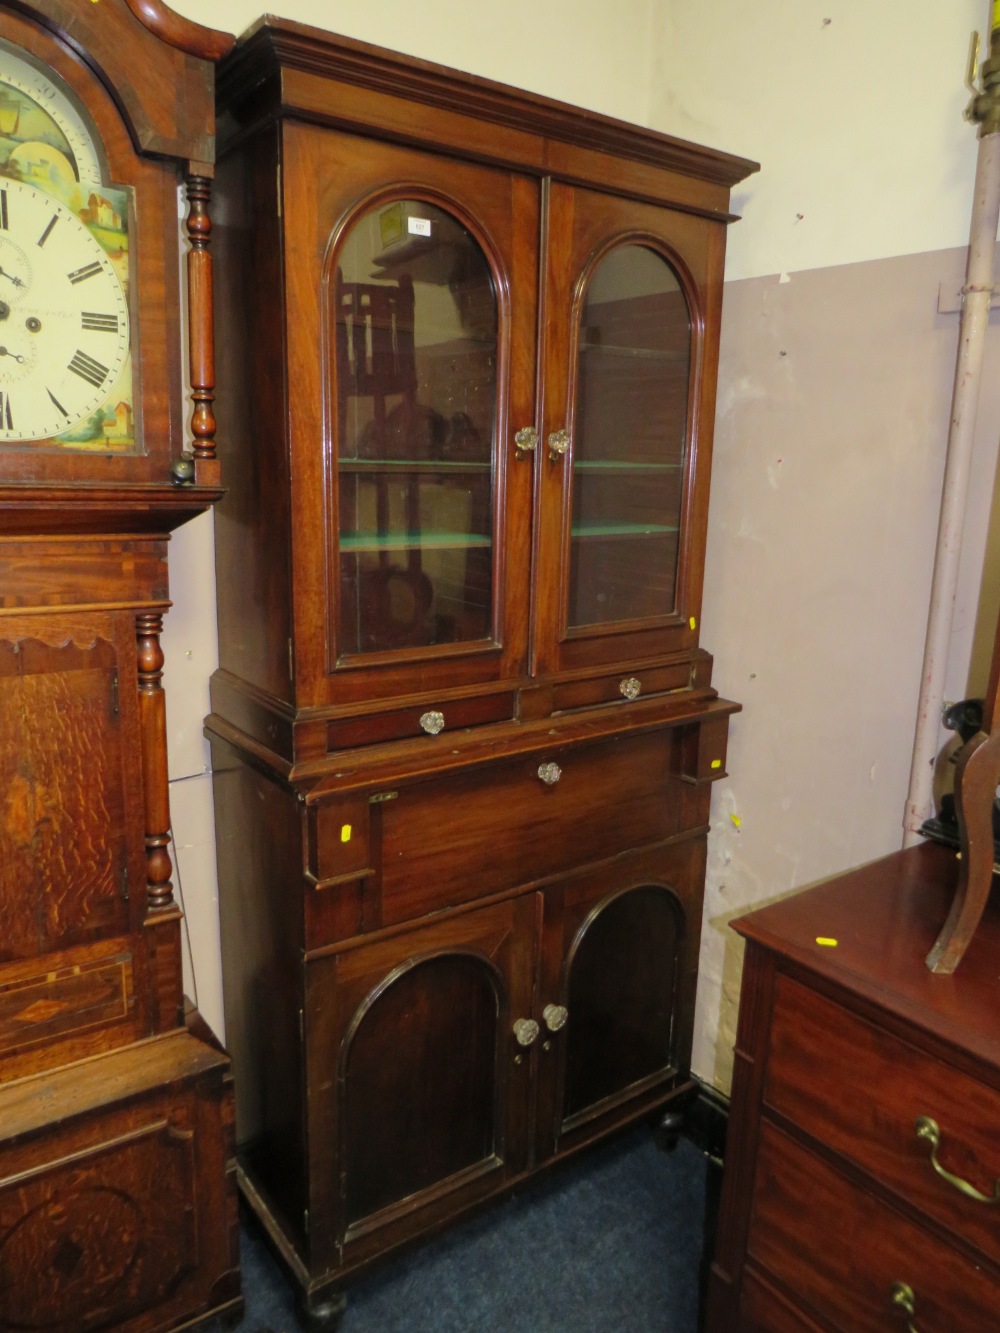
(707, 841, 1000, 1333)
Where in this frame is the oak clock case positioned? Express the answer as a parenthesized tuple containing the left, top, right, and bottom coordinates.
(0, 4, 240, 1331)
(208, 16, 757, 1328)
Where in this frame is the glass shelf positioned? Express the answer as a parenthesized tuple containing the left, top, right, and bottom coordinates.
(571, 522, 678, 539)
(340, 459, 492, 473)
(342, 530, 492, 552)
(573, 461, 682, 472)
(579, 342, 687, 362)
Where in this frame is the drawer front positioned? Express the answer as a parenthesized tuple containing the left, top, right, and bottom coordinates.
(551, 662, 692, 713)
(376, 730, 692, 926)
(750, 1121, 1000, 1333)
(765, 973, 1000, 1267)
(326, 691, 515, 751)
(739, 1269, 826, 1333)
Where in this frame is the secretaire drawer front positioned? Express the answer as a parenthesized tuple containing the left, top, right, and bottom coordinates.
(750, 1122, 1000, 1333)
(378, 731, 686, 925)
(765, 973, 1000, 1266)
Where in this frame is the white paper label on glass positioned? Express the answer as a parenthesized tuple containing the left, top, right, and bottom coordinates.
(408, 216, 432, 237)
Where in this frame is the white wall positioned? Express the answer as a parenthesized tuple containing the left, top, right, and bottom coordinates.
(650, 1, 1000, 1087)
(654, 1, 986, 281)
(163, 2, 1000, 1093)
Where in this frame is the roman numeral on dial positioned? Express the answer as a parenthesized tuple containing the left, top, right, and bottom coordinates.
(68, 349, 110, 388)
(0, 191, 8, 231)
(67, 260, 103, 285)
(81, 312, 119, 333)
(37, 215, 57, 247)
(0, 392, 12, 430)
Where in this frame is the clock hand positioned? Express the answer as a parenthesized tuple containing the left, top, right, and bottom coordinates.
(0, 265, 25, 289)
(0, 345, 25, 363)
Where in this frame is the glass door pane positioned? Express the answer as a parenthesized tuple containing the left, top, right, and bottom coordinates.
(567, 244, 691, 630)
(334, 200, 498, 658)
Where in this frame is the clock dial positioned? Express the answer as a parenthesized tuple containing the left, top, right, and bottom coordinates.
(0, 40, 102, 190)
(0, 179, 129, 442)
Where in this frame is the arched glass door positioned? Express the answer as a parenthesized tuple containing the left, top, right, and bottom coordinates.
(567, 243, 691, 631)
(333, 199, 499, 659)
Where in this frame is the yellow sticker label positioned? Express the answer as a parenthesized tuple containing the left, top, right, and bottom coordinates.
(730, 814, 741, 829)
(711, 759, 722, 769)
(689, 616, 697, 630)
(341, 824, 352, 843)
(994, 0, 1000, 35)
(815, 937, 838, 948)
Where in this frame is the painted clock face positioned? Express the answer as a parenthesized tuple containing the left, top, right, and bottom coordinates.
(0, 178, 129, 440)
(0, 39, 136, 451)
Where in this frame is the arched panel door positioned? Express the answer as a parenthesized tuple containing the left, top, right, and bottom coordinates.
(536, 842, 704, 1161)
(303, 895, 536, 1271)
(342, 952, 500, 1227)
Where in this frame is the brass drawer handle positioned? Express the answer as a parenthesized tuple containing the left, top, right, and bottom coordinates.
(915, 1115, 1000, 1203)
(537, 761, 562, 786)
(619, 676, 641, 701)
(419, 710, 445, 736)
(889, 1282, 920, 1332)
(542, 1003, 568, 1032)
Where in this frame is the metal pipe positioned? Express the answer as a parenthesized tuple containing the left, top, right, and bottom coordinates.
(903, 11, 1000, 844)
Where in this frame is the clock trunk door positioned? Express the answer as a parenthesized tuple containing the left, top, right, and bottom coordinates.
(282, 123, 538, 709)
(532, 183, 725, 677)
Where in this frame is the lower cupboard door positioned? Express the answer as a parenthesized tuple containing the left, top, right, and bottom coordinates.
(537, 841, 702, 1158)
(305, 896, 537, 1268)
(749, 1121, 1000, 1332)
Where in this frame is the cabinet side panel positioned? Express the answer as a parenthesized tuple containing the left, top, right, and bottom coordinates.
(209, 741, 306, 1236)
(213, 128, 292, 704)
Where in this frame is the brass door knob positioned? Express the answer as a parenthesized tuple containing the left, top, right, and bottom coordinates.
(512, 1018, 540, 1047)
(542, 1003, 568, 1032)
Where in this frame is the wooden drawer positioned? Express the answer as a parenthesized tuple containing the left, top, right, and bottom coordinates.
(375, 730, 692, 926)
(739, 1270, 826, 1333)
(750, 1121, 1000, 1333)
(765, 974, 1000, 1268)
(325, 691, 515, 752)
(551, 662, 693, 713)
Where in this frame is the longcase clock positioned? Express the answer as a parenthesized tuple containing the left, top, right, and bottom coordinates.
(0, 3, 240, 1330)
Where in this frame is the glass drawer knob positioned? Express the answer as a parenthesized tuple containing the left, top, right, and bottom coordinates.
(548, 428, 570, 461)
(513, 1018, 540, 1047)
(537, 761, 562, 785)
(515, 426, 538, 459)
(543, 1003, 568, 1032)
(419, 710, 445, 735)
(620, 677, 641, 701)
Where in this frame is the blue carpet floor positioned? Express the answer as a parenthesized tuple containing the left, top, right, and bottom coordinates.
(209, 1128, 709, 1333)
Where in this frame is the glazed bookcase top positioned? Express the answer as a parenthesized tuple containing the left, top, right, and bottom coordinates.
(218, 15, 758, 207)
